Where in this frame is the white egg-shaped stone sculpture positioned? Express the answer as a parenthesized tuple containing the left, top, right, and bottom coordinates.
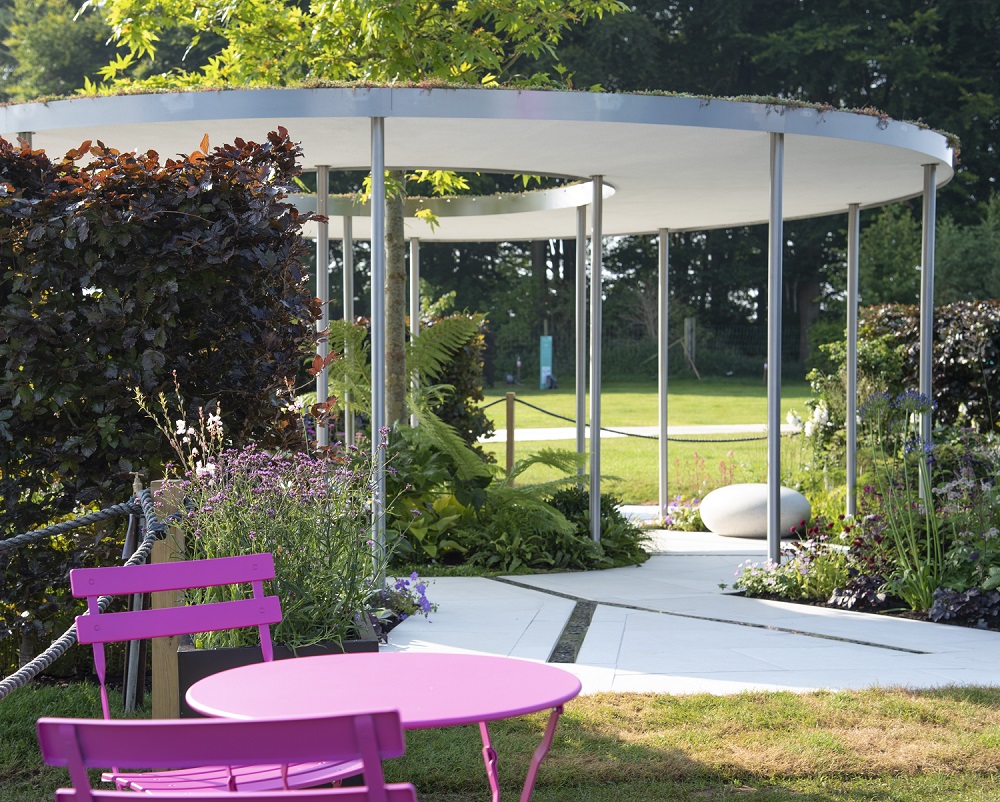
(699, 483, 811, 539)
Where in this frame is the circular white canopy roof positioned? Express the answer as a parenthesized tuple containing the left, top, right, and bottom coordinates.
(1, 86, 954, 241)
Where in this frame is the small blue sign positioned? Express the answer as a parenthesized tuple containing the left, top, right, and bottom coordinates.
(539, 336, 553, 389)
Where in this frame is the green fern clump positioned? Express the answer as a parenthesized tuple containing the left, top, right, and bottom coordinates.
(385, 430, 650, 573)
(547, 486, 651, 567)
(315, 315, 648, 573)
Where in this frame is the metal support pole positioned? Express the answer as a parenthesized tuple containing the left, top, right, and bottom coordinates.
(371, 119, 386, 558)
(658, 229, 670, 521)
(766, 133, 784, 563)
(919, 164, 937, 499)
(410, 238, 420, 428)
(315, 165, 330, 448)
(343, 216, 355, 445)
(845, 203, 860, 518)
(17, 132, 32, 147)
(589, 177, 604, 543)
(506, 391, 516, 474)
(575, 206, 587, 472)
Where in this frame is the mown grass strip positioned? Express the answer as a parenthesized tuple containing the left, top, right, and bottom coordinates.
(5, 683, 1000, 802)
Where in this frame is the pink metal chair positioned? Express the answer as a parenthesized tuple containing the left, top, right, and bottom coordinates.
(70, 554, 361, 792)
(36, 712, 417, 802)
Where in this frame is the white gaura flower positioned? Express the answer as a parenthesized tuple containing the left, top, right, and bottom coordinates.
(175, 418, 188, 435)
(206, 412, 223, 435)
(195, 460, 216, 479)
(804, 420, 817, 438)
(812, 402, 829, 426)
(786, 411, 803, 434)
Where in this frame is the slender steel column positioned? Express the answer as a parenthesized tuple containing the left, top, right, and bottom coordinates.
(920, 164, 937, 450)
(845, 203, 861, 518)
(658, 229, 670, 521)
(767, 133, 785, 563)
(589, 177, 604, 543)
(315, 165, 330, 448)
(576, 206, 588, 470)
(17, 132, 32, 146)
(343, 216, 355, 445)
(410, 238, 420, 428)
(371, 118, 387, 554)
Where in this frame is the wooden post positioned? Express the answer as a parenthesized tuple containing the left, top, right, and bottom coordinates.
(505, 392, 515, 475)
(149, 480, 185, 719)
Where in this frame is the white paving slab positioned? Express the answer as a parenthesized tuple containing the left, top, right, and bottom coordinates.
(385, 534, 1000, 695)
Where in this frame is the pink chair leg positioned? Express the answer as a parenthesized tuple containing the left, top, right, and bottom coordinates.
(478, 720, 501, 802)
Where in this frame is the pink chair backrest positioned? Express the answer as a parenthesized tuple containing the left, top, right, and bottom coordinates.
(70, 554, 281, 720)
(36, 712, 417, 802)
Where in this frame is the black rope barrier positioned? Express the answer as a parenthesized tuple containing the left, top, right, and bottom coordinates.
(0, 501, 143, 555)
(0, 487, 166, 701)
(491, 396, 796, 444)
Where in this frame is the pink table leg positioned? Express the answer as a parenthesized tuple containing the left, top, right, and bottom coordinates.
(477, 705, 566, 802)
(519, 705, 564, 802)
(479, 721, 501, 802)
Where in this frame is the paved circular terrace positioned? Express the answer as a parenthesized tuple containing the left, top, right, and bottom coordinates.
(0, 86, 954, 241)
(385, 534, 999, 695)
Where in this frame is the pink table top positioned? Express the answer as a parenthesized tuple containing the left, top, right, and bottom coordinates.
(185, 652, 582, 729)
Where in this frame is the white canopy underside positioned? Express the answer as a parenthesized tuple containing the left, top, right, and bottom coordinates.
(1, 87, 954, 240)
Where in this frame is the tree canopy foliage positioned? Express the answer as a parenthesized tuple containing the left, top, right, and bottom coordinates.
(82, 0, 626, 88)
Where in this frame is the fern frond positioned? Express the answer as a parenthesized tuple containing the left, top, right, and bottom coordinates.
(325, 319, 372, 413)
(485, 486, 576, 537)
(407, 387, 491, 483)
(407, 317, 480, 382)
(501, 448, 588, 484)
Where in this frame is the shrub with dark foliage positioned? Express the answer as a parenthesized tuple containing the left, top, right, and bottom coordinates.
(861, 300, 1000, 429)
(0, 129, 318, 535)
(929, 587, 1000, 630)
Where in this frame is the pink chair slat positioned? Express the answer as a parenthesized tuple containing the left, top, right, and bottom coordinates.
(55, 789, 417, 802)
(66, 553, 366, 793)
(37, 714, 417, 802)
(69, 553, 280, 724)
(70, 554, 276, 597)
(118, 760, 362, 794)
(75, 597, 282, 644)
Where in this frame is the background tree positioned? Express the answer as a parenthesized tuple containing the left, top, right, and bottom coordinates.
(0, 0, 13, 101)
(858, 204, 923, 306)
(1, 0, 220, 102)
(2, 0, 110, 102)
(937, 194, 1000, 304)
(547, 0, 999, 368)
(82, 0, 626, 422)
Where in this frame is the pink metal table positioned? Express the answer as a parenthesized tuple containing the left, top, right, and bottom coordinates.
(186, 652, 582, 802)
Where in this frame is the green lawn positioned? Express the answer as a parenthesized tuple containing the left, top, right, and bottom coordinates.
(483, 377, 812, 429)
(6, 683, 1000, 802)
(481, 378, 813, 504)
